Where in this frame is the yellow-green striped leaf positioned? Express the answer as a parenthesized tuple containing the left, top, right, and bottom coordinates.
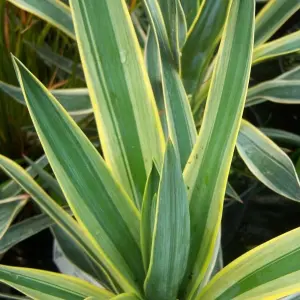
(52, 225, 117, 292)
(246, 65, 300, 107)
(182, 0, 255, 298)
(111, 294, 141, 300)
(237, 120, 300, 201)
(70, 0, 164, 209)
(140, 164, 160, 272)
(28, 43, 85, 81)
(246, 80, 300, 106)
(0, 81, 92, 117)
(144, 0, 197, 168)
(7, 0, 75, 39)
(255, 0, 300, 46)
(0, 265, 113, 299)
(181, 0, 231, 96)
(180, 0, 202, 28)
(0, 196, 27, 240)
(0, 212, 57, 255)
(144, 141, 190, 300)
(253, 30, 300, 64)
(260, 128, 300, 147)
(0, 155, 114, 291)
(198, 227, 300, 299)
(12, 57, 144, 294)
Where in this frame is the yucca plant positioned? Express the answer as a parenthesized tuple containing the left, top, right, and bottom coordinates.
(1, 0, 300, 299)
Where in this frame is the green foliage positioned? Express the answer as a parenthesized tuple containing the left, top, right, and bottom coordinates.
(1, 0, 300, 299)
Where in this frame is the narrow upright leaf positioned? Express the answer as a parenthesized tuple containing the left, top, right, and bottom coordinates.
(255, 0, 300, 46)
(8, 0, 75, 39)
(140, 164, 160, 271)
(0, 196, 27, 240)
(237, 120, 300, 201)
(12, 57, 144, 294)
(180, 0, 202, 28)
(181, 0, 231, 96)
(144, 141, 190, 300)
(144, 0, 197, 168)
(182, 0, 255, 298)
(70, 0, 164, 209)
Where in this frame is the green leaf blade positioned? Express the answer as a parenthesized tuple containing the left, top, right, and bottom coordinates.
(255, 0, 300, 46)
(237, 120, 300, 201)
(198, 228, 300, 299)
(182, 0, 255, 297)
(0, 265, 113, 300)
(70, 0, 164, 209)
(144, 141, 190, 300)
(8, 0, 75, 39)
(12, 57, 144, 294)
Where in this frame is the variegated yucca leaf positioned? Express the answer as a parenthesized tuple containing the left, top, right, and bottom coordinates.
(7, 0, 75, 39)
(182, 0, 255, 298)
(0, 81, 92, 117)
(144, 141, 190, 300)
(12, 55, 145, 294)
(144, 0, 197, 169)
(246, 65, 300, 106)
(237, 120, 300, 202)
(70, 0, 164, 209)
(181, 0, 231, 97)
(255, 0, 300, 46)
(0, 265, 113, 299)
(198, 227, 300, 299)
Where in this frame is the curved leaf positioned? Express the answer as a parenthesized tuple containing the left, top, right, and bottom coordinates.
(255, 0, 300, 46)
(140, 165, 160, 271)
(0, 81, 92, 116)
(253, 30, 300, 64)
(144, 0, 197, 168)
(0, 155, 114, 291)
(198, 227, 300, 299)
(260, 128, 300, 147)
(182, 0, 255, 297)
(0, 196, 27, 240)
(0, 265, 113, 299)
(246, 80, 300, 106)
(111, 294, 141, 300)
(237, 120, 300, 201)
(7, 0, 75, 39)
(181, 0, 231, 96)
(12, 56, 144, 294)
(70, 0, 164, 209)
(144, 141, 190, 300)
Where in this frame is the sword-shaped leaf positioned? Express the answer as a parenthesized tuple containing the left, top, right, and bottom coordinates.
(70, 0, 164, 209)
(255, 0, 300, 46)
(237, 120, 300, 201)
(144, 141, 190, 300)
(7, 0, 75, 39)
(12, 57, 144, 294)
(0, 265, 113, 299)
(182, 1, 255, 297)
